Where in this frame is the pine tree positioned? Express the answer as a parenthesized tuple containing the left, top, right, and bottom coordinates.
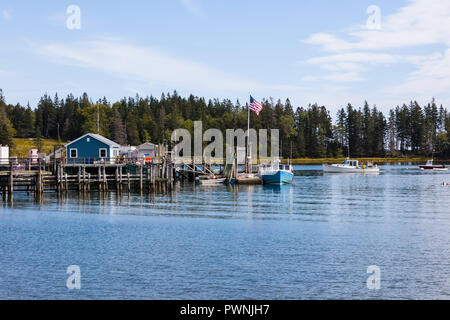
(294, 107, 306, 158)
(0, 106, 15, 147)
(387, 110, 397, 156)
(126, 116, 140, 146)
(346, 104, 363, 157)
(409, 101, 423, 153)
(111, 109, 127, 145)
(1, 89, 449, 159)
(141, 129, 150, 143)
(362, 101, 372, 156)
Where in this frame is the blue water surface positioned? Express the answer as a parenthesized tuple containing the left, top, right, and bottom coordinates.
(0, 164, 449, 299)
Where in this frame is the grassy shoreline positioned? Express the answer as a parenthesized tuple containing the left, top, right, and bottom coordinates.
(11, 138, 64, 157)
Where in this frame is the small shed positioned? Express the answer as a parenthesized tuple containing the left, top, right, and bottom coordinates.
(66, 133, 120, 164)
(137, 142, 157, 158)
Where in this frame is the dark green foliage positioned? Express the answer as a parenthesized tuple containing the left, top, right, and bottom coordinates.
(111, 109, 127, 145)
(0, 106, 16, 148)
(0, 92, 16, 147)
(0, 88, 449, 158)
(34, 126, 43, 152)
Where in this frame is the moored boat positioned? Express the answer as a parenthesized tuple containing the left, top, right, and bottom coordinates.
(258, 160, 294, 184)
(323, 159, 380, 174)
(236, 173, 263, 184)
(419, 160, 446, 170)
(197, 175, 226, 185)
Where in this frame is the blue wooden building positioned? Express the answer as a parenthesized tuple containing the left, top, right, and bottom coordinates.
(66, 133, 121, 164)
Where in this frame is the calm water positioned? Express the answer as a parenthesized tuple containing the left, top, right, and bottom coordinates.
(1, 164, 449, 299)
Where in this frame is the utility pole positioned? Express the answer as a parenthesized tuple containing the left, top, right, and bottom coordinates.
(97, 105, 100, 134)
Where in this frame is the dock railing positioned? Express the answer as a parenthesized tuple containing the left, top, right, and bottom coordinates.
(0, 156, 175, 201)
(0, 157, 47, 171)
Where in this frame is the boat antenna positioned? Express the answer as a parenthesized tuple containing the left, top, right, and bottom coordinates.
(280, 137, 282, 161)
(290, 141, 292, 166)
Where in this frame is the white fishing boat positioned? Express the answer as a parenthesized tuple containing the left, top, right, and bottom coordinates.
(323, 159, 380, 174)
(419, 159, 446, 170)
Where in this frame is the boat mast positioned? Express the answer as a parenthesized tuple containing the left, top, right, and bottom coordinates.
(347, 142, 350, 159)
(290, 141, 292, 166)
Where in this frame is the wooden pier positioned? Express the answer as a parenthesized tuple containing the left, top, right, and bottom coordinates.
(0, 158, 175, 201)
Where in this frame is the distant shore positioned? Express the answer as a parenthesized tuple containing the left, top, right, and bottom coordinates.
(283, 157, 440, 164)
(9, 138, 446, 164)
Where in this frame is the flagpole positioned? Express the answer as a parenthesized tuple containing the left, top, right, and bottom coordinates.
(247, 95, 250, 173)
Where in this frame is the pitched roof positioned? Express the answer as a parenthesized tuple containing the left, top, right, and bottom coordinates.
(66, 133, 121, 148)
(138, 142, 156, 148)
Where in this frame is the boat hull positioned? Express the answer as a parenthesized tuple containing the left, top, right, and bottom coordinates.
(198, 178, 226, 185)
(262, 170, 294, 184)
(419, 165, 446, 170)
(433, 168, 448, 171)
(323, 164, 380, 174)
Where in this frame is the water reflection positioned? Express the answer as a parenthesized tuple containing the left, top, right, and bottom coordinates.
(1, 165, 450, 299)
(1, 165, 449, 223)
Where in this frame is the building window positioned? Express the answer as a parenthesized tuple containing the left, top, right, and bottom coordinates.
(99, 148, 107, 158)
(70, 149, 78, 158)
(86, 137, 90, 142)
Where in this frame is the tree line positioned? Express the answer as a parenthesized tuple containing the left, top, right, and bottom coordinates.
(0, 89, 449, 158)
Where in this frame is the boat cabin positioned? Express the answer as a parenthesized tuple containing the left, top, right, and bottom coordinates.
(279, 164, 292, 171)
(259, 160, 293, 174)
(344, 159, 359, 167)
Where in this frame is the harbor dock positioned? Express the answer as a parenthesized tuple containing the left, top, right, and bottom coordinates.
(0, 158, 175, 201)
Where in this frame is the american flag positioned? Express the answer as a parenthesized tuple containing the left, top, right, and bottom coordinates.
(249, 96, 263, 115)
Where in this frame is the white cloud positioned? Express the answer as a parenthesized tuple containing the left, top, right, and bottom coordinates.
(386, 49, 450, 96)
(302, 33, 354, 52)
(304, 52, 440, 73)
(39, 40, 253, 93)
(302, 0, 450, 52)
(300, 0, 450, 101)
(308, 53, 399, 65)
(319, 62, 363, 72)
(1, 8, 12, 20)
(36, 39, 306, 98)
(180, 0, 204, 17)
(302, 72, 363, 83)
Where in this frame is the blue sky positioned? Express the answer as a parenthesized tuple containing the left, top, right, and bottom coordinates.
(1, 0, 450, 115)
